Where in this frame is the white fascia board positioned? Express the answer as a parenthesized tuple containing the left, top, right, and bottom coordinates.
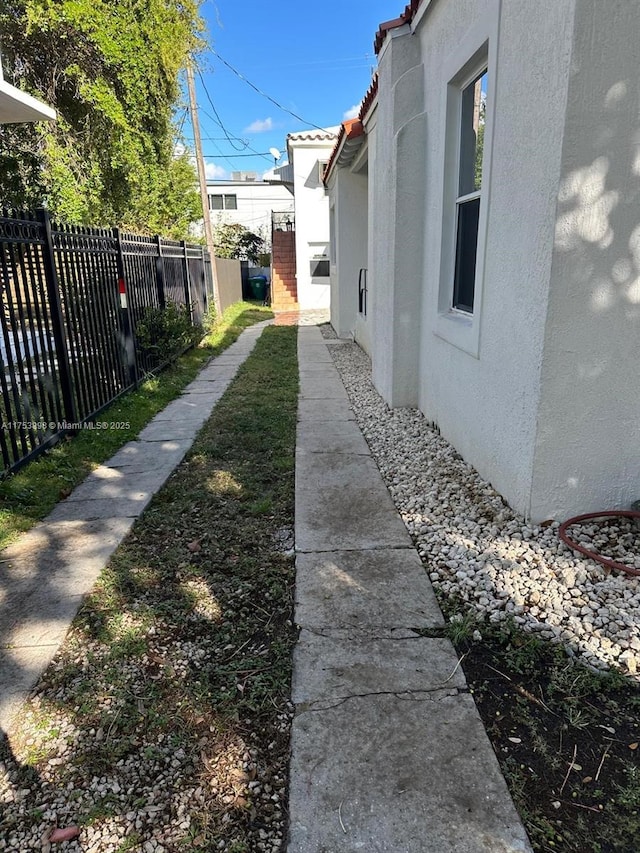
(0, 78, 56, 124)
(362, 99, 378, 130)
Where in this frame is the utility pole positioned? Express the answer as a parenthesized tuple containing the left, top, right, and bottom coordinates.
(186, 60, 221, 316)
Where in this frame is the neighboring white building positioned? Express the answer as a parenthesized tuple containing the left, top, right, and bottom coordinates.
(207, 173, 292, 247)
(286, 128, 339, 310)
(324, 108, 373, 355)
(326, 0, 640, 523)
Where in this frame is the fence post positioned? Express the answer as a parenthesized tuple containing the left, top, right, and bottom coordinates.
(155, 235, 166, 309)
(181, 240, 193, 323)
(36, 208, 77, 425)
(200, 245, 209, 314)
(113, 228, 138, 387)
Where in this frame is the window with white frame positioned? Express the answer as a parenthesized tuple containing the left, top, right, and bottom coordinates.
(452, 68, 487, 314)
(208, 194, 238, 210)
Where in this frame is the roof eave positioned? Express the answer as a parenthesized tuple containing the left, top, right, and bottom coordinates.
(0, 78, 56, 124)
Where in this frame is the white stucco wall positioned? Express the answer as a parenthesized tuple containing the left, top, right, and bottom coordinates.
(289, 137, 337, 310)
(400, 0, 573, 516)
(328, 162, 368, 339)
(208, 181, 292, 244)
(370, 28, 426, 406)
(529, 0, 640, 520)
(356, 111, 377, 358)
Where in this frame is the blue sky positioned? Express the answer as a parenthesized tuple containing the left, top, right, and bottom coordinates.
(182, 0, 398, 181)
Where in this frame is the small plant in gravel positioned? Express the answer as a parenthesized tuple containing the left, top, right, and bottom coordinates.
(446, 614, 640, 853)
(0, 325, 298, 852)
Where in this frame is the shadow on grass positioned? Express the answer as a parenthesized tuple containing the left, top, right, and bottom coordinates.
(0, 325, 297, 852)
(0, 303, 272, 552)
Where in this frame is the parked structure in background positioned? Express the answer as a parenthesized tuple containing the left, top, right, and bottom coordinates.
(325, 0, 640, 523)
(207, 173, 292, 250)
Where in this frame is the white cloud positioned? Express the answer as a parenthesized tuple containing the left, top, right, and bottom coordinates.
(343, 104, 359, 120)
(245, 117, 274, 133)
(205, 161, 228, 180)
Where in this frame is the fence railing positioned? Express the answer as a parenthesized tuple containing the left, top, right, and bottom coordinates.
(271, 210, 295, 234)
(0, 208, 213, 475)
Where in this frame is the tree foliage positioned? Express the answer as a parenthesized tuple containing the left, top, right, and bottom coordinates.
(212, 221, 265, 264)
(0, 0, 205, 237)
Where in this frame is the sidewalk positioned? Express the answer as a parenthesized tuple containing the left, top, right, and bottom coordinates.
(0, 315, 532, 852)
(288, 325, 532, 852)
(0, 320, 271, 733)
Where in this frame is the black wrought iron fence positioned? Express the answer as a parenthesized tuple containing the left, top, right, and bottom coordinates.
(0, 208, 213, 475)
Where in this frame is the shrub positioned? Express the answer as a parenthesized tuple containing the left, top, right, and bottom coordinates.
(134, 302, 202, 369)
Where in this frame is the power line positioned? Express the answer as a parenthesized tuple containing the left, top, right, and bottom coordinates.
(201, 150, 271, 159)
(184, 135, 253, 142)
(173, 107, 189, 138)
(210, 48, 326, 132)
(197, 68, 257, 153)
(196, 110, 247, 171)
(195, 68, 253, 152)
(194, 69, 275, 166)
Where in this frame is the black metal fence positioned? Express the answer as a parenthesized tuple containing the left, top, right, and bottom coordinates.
(0, 208, 213, 475)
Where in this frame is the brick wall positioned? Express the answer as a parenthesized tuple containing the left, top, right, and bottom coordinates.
(271, 230, 298, 312)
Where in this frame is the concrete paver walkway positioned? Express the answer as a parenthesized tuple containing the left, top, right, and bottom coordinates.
(0, 320, 270, 733)
(0, 315, 533, 852)
(289, 326, 532, 852)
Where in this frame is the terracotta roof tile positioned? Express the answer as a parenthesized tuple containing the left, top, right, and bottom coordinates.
(359, 74, 378, 123)
(342, 118, 364, 139)
(373, 0, 424, 54)
(286, 128, 339, 143)
(322, 75, 379, 186)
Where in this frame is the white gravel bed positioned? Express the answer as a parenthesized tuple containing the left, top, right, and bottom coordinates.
(0, 643, 290, 853)
(329, 340, 640, 677)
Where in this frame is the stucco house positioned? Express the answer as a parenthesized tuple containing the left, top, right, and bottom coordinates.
(325, 0, 640, 523)
(285, 127, 338, 311)
(207, 173, 293, 248)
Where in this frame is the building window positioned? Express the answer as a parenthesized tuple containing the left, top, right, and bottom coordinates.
(452, 69, 486, 313)
(317, 161, 328, 183)
(208, 194, 237, 210)
(310, 259, 330, 278)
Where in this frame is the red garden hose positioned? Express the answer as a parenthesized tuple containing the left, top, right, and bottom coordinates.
(558, 510, 640, 577)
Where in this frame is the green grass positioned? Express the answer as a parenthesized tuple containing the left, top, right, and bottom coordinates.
(0, 301, 271, 551)
(2, 324, 298, 850)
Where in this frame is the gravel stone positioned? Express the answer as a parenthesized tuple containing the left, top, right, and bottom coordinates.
(328, 341, 640, 679)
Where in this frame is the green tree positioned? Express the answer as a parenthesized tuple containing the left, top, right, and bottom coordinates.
(0, 0, 204, 238)
(212, 221, 265, 264)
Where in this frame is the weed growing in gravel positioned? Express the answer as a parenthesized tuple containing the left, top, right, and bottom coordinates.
(449, 615, 640, 853)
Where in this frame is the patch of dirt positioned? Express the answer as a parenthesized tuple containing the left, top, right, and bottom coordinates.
(455, 623, 640, 853)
